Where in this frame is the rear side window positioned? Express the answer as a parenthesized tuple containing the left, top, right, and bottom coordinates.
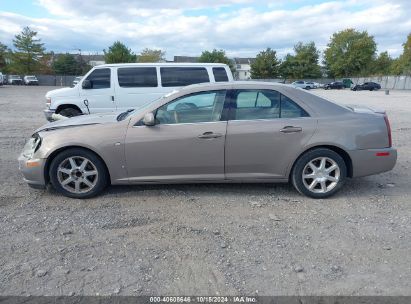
(233, 90, 309, 120)
(118, 67, 157, 87)
(160, 67, 209, 87)
(213, 67, 229, 82)
(85, 68, 110, 89)
(235, 90, 281, 120)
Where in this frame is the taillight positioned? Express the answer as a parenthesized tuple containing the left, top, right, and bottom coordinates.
(384, 114, 392, 148)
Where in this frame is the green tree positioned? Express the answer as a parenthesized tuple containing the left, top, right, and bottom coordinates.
(0, 42, 10, 70)
(136, 48, 166, 62)
(279, 54, 298, 81)
(391, 33, 411, 75)
(370, 51, 393, 75)
(324, 28, 377, 77)
(104, 41, 136, 63)
(198, 49, 235, 73)
(12, 26, 45, 74)
(292, 42, 322, 79)
(250, 47, 280, 79)
(52, 53, 80, 75)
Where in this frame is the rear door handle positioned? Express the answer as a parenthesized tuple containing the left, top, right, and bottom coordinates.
(198, 132, 223, 139)
(280, 126, 302, 133)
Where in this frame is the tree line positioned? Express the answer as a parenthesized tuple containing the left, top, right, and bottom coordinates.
(250, 29, 411, 79)
(0, 26, 410, 78)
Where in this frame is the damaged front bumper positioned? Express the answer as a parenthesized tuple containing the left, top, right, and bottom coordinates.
(18, 154, 47, 189)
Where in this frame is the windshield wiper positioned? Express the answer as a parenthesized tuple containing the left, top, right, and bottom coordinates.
(116, 109, 134, 121)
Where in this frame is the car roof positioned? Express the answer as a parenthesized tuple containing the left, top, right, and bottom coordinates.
(168, 81, 348, 117)
(96, 62, 228, 68)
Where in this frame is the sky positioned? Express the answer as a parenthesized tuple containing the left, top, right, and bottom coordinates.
(0, 0, 410, 60)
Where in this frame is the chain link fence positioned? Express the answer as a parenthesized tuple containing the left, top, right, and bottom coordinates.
(36, 75, 77, 86)
(250, 76, 411, 90)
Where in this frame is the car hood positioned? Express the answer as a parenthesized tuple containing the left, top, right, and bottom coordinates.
(36, 112, 120, 133)
(46, 87, 77, 98)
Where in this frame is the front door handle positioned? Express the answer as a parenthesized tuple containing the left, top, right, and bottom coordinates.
(198, 132, 223, 139)
(280, 126, 302, 133)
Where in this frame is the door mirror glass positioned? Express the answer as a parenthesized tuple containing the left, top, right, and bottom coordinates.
(82, 79, 92, 89)
(143, 112, 156, 126)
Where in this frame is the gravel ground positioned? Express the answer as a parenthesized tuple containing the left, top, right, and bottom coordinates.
(0, 85, 410, 296)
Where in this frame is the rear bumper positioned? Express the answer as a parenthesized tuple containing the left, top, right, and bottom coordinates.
(349, 148, 397, 178)
(18, 154, 47, 189)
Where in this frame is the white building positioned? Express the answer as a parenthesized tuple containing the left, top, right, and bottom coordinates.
(233, 58, 254, 80)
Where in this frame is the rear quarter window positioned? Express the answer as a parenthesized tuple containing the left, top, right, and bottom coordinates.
(160, 67, 210, 87)
(212, 67, 229, 82)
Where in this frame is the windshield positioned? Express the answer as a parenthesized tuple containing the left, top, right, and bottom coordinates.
(27, 76, 36, 80)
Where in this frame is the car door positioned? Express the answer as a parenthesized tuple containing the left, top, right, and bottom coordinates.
(124, 90, 228, 182)
(225, 89, 317, 180)
(80, 68, 116, 113)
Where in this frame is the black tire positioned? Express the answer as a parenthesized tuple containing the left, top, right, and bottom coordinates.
(58, 107, 81, 118)
(291, 148, 347, 199)
(49, 148, 109, 199)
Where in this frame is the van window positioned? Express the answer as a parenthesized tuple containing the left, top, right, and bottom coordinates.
(85, 68, 110, 89)
(160, 67, 209, 87)
(118, 67, 157, 87)
(213, 67, 229, 82)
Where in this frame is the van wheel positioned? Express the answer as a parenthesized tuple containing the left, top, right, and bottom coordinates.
(49, 148, 109, 199)
(291, 148, 347, 198)
(59, 107, 81, 118)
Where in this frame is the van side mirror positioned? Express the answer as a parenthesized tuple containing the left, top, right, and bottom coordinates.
(82, 79, 92, 89)
(143, 112, 156, 126)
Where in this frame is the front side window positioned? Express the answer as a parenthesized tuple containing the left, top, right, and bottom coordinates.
(233, 90, 309, 120)
(155, 90, 227, 124)
(85, 68, 110, 89)
(213, 67, 229, 82)
(160, 67, 209, 87)
(118, 67, 157, 87)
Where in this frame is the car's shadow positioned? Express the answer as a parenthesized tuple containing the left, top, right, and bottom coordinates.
(95, 176, 384, 200)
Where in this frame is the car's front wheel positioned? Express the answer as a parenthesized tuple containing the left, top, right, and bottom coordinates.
(291, 148, 347, 198)
(49, 148, 109, 198)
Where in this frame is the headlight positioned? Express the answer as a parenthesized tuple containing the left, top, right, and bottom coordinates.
(22, 133, 42, 159)
(46, 97, 51, 108)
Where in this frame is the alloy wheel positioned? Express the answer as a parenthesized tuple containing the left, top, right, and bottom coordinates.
(302, 157, 340, 194)
(57, 156, 98, 194)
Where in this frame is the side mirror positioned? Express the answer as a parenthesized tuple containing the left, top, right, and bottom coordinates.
(143, 112, 156, 126)
(82, 79, 92, 89)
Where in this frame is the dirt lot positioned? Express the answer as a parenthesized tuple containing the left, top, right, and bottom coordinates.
(0, 85, 410, 296)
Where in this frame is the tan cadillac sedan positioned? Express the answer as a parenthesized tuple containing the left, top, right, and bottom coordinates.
(19, 82, 397, 199)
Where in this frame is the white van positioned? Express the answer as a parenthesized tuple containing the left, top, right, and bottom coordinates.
(44, 63, 233, 121)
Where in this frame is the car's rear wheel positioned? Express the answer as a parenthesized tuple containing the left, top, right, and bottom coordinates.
(49, 148, 108, 199)
(291, 148, 347, 198)
(58, 107, 81, 118)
